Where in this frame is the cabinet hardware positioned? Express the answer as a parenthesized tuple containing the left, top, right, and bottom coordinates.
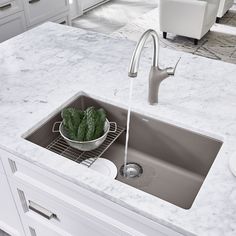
(29, 200, 58, 220)
(17, 189, 28, 213)
(8, 159, 17, 173)
(0, 3, 11, 10)
(29, 227, 37, 236)
(29, 0, 40, 4)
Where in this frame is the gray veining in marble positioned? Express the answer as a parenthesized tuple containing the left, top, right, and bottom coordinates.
(0, 23, 236, 236)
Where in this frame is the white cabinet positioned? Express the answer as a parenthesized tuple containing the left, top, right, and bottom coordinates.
(0, 149, 183, 236)
(0, 0, 23, 19)
(11, 179, 121, 236)
(27, 11, 71, 29)
(0, 0, 70, 43)
(23, 0, 69, 27)
(0, 0, 26, 43)
(0, 160, 25, 236)
(0, 11, 26, 43)
(52, 13, 70, 26)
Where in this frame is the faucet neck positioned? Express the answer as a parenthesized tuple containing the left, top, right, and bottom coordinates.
(128, 29, 160, 77)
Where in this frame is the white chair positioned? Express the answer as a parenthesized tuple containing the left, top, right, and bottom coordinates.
(159, 0, 220, 45)
(216, 0, 234, 22)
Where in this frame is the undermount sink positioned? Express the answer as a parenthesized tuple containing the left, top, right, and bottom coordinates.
(25, 94, 223, 209)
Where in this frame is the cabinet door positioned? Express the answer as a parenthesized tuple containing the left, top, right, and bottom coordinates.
(23, 213, 73, 236)
(51, 13, 71, 26)
(0, 0, 23, 19)
(27, 12, 71, 29)
(1, 149, 183, 236)
(27, 225, 65, 236)
(23, 0, 69, 27)
(10, 178, 125, 236)
(0, 173, 25, 236)
(0, 11, 26, 43)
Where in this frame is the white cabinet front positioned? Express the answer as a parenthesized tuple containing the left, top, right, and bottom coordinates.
(0, 172, 25, 236)
(0, 0, 23, 19)
(23, 0, 69, 26)
(11, 178, 125, 236)
(1, 149, 183, 236)
(0, 11, 26, 43)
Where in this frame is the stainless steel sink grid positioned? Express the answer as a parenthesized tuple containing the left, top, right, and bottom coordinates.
(46, 123, 124, 167)
(25, 95, 223, 209)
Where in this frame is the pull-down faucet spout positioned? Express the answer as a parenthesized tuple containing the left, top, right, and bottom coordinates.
(128, 29, 180, 104)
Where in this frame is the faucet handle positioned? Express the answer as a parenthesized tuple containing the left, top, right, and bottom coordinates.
(166, 57, 181, 76)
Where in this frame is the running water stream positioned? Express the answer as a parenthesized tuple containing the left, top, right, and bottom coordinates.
(123, 78, 134, 176)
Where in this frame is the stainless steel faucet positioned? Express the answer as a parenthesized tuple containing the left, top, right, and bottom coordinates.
(128, 29, 180, 104)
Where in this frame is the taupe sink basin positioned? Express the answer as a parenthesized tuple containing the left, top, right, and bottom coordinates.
(25, 95, 223, 209)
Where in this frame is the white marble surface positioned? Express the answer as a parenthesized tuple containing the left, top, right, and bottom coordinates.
(0, 22, 236, 236)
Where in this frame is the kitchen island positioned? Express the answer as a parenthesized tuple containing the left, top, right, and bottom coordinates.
(0, 22, 236, 236)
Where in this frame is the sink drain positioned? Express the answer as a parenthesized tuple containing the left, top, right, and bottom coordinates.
(120, 162, 143, 178)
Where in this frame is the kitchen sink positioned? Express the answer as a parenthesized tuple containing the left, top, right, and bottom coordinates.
(25, 94, 223, 209)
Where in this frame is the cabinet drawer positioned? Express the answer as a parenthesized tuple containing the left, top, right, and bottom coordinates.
(52, 13, 70, 26)
(0, 0, 23, 19)
(12, 178, 128, 236)
(0, 11, 26, 43)
(0, 173, 25, 236)
(28, 12, 71, 29)
(23, 0, 69, 26)
(1, 149, 183, 236)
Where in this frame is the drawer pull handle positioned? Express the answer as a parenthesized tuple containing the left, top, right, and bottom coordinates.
(29, 201, 57, 220)
(0, 3, 12, 10)
(29, 0, 40, 4)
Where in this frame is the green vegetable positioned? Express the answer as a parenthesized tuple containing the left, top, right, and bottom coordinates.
(61, 108, 77, 140)
(76, 115, 87, 141)
(70, 108, 83, 131)
(85, 107, 96, 141)
(61, 106, 106, 141)
(93, 108, 106, 139)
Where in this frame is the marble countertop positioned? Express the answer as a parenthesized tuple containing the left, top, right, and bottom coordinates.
(0, 22, 236, 236)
